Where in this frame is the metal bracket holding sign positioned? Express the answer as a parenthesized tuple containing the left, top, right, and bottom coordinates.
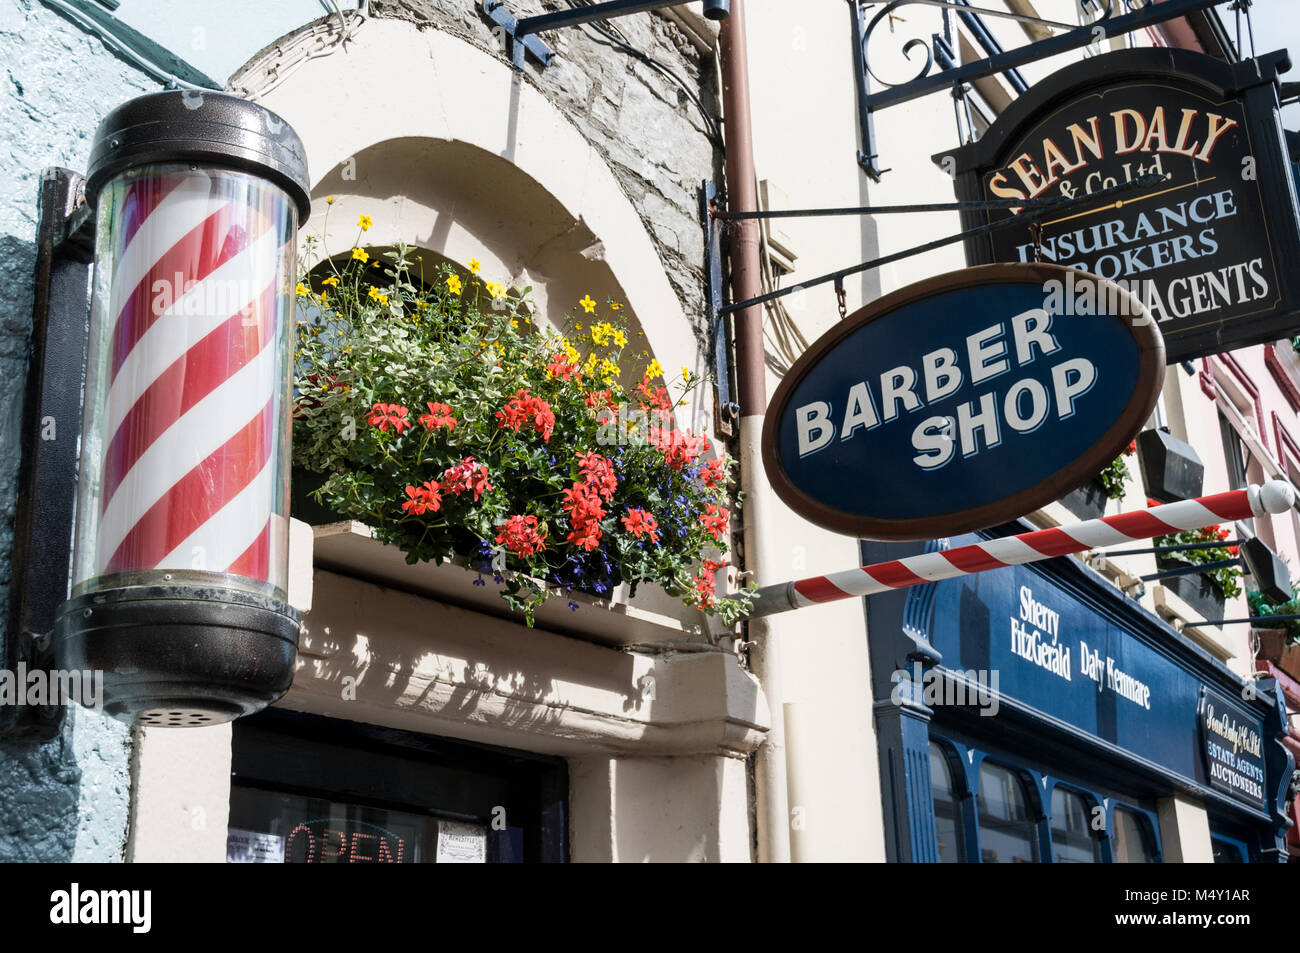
(1, 169, 94, 742)
(939, 47, 1300, 363)
(699, 180, 737, 438)
(851, 0, 1230, 180)
(483, 0, 729, 70)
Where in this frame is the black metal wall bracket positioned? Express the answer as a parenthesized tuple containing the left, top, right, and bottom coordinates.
(483, 0, 729, 70)
(1, 168, 94, 743)
(700, 180, 737, 439)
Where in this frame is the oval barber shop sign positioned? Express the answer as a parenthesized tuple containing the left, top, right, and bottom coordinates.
(762, 263, 1164, 540)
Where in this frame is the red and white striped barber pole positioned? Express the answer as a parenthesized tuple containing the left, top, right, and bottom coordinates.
(749, 481, 1297, 617)
(87, 168, 292, 586)
(57, 91, 310, 726)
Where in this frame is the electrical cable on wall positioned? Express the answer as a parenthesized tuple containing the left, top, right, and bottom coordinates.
(564, 0, 724, 147)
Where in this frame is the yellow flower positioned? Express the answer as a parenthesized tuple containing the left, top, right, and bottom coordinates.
(610, 302, 623, 311)
(486, 281, 506, 299)
(510, 319, 518, 329)
(352, 248, 369, 263)
(612, 329, 628, 348)
(447, 274, 463, 296)
(564, 340, 581, 363)
(295, 282, 308, 296)
(599, 359, 620, 383)
(368, 286, 389, 306)
(645, 359, 664, 380)
(580, 294, 597, 314)
(681, 366, 691, 381)
(327, 195, 336, 205)
(321, 275, 340, 287)
(416, 299, 430, 310)
(318, 289, 329, 301)
(357, 213, 374, 232)
(468, 258, 482, 275)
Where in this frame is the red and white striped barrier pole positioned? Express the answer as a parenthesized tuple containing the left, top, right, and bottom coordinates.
(749, 480, 1297, 617)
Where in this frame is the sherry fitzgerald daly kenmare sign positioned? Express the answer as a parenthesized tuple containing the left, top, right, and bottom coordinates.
(941, 48, 1300, 363)
(761, 264, 1163, 540)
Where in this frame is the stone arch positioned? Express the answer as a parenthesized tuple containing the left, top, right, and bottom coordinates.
(236, 16, 706, 429)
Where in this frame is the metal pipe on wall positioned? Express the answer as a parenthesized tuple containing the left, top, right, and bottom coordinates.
(719, 0, 791, 863)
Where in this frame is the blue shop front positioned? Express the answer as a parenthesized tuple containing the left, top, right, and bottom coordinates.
(864, 529, 1296, 864)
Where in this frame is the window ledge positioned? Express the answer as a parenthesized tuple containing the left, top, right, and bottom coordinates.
(1151, 585, 1233, 661)
(307, 520, 723, 650)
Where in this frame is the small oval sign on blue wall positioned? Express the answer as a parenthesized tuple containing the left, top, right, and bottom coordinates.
(761, 263, 1164, 540)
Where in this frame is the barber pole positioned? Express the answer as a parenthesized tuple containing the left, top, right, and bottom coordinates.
(95, 170, 290, 584)
(56, 91, 311, 726)
(749, 481, 1297, 616)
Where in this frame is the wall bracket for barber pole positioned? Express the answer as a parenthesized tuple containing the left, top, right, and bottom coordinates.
(483, 0, 730, 70)
(747, 481, 1298, 618)
(1, 169, 96, 742)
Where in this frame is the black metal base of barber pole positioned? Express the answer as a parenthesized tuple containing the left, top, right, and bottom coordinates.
(55, 584, 300, 727)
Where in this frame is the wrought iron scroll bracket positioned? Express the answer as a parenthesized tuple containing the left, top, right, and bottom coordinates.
(851, 0, 1230, 180)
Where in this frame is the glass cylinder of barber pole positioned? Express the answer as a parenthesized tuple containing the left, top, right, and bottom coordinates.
(56, 91, 310, 726)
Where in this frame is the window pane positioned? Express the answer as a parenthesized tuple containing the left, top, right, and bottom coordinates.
(930, 743, 964, 863)
(1049, 787, 1100, 863)
(1211, 836, 1246, 863)
(977, 762, 1039, 863)
(1112, 808, 1156, 863)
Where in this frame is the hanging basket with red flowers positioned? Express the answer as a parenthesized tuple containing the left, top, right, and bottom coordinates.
(292, 231, 755, 626)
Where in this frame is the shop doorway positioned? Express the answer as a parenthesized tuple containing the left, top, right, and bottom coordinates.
(226, 709, 567, 863)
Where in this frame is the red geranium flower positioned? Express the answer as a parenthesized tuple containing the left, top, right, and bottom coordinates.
(576, 452, 618, 501)
(700, 457, 728, 488)
(621, 507, 660, 543)
(367, 402, 411, 433)
(496, 389, 555, 442)
(546, 353, 579, 382)
(418, 402, 457, 431)
(496, 514, 547, 557)
(401, 480, 443, 515)
(442, 456, 494, 501)
(700, 504, 729, 541)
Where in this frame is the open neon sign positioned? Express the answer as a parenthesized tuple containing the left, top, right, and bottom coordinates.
(285, 820, 408, 863)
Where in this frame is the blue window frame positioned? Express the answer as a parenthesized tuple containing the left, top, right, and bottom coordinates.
(930, 734, 1163, 863)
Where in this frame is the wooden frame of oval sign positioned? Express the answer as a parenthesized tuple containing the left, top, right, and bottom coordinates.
(760, 262, 1165, 541)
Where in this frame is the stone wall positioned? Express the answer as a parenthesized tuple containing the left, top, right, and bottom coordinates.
(373, 0, 723, 341)
(0, 0, 160, 862)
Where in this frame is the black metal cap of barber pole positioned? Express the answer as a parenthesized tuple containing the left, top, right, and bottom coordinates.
(703, 0, 730, 20)
(85, 90, 311, 221)
(55, 582, 300, 727)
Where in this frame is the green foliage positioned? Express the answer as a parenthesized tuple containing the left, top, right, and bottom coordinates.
(1246, 583, 1300, 644)
(292, 233, 754, 627)
(1094, 455, 1131, 500)
(1091, 439, 1137, 501)
(1153, 524, 1243, 601)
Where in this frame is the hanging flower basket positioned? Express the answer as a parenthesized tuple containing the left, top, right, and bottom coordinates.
(1153, 517, 1242, 623)
(291, 220, 755, 627)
